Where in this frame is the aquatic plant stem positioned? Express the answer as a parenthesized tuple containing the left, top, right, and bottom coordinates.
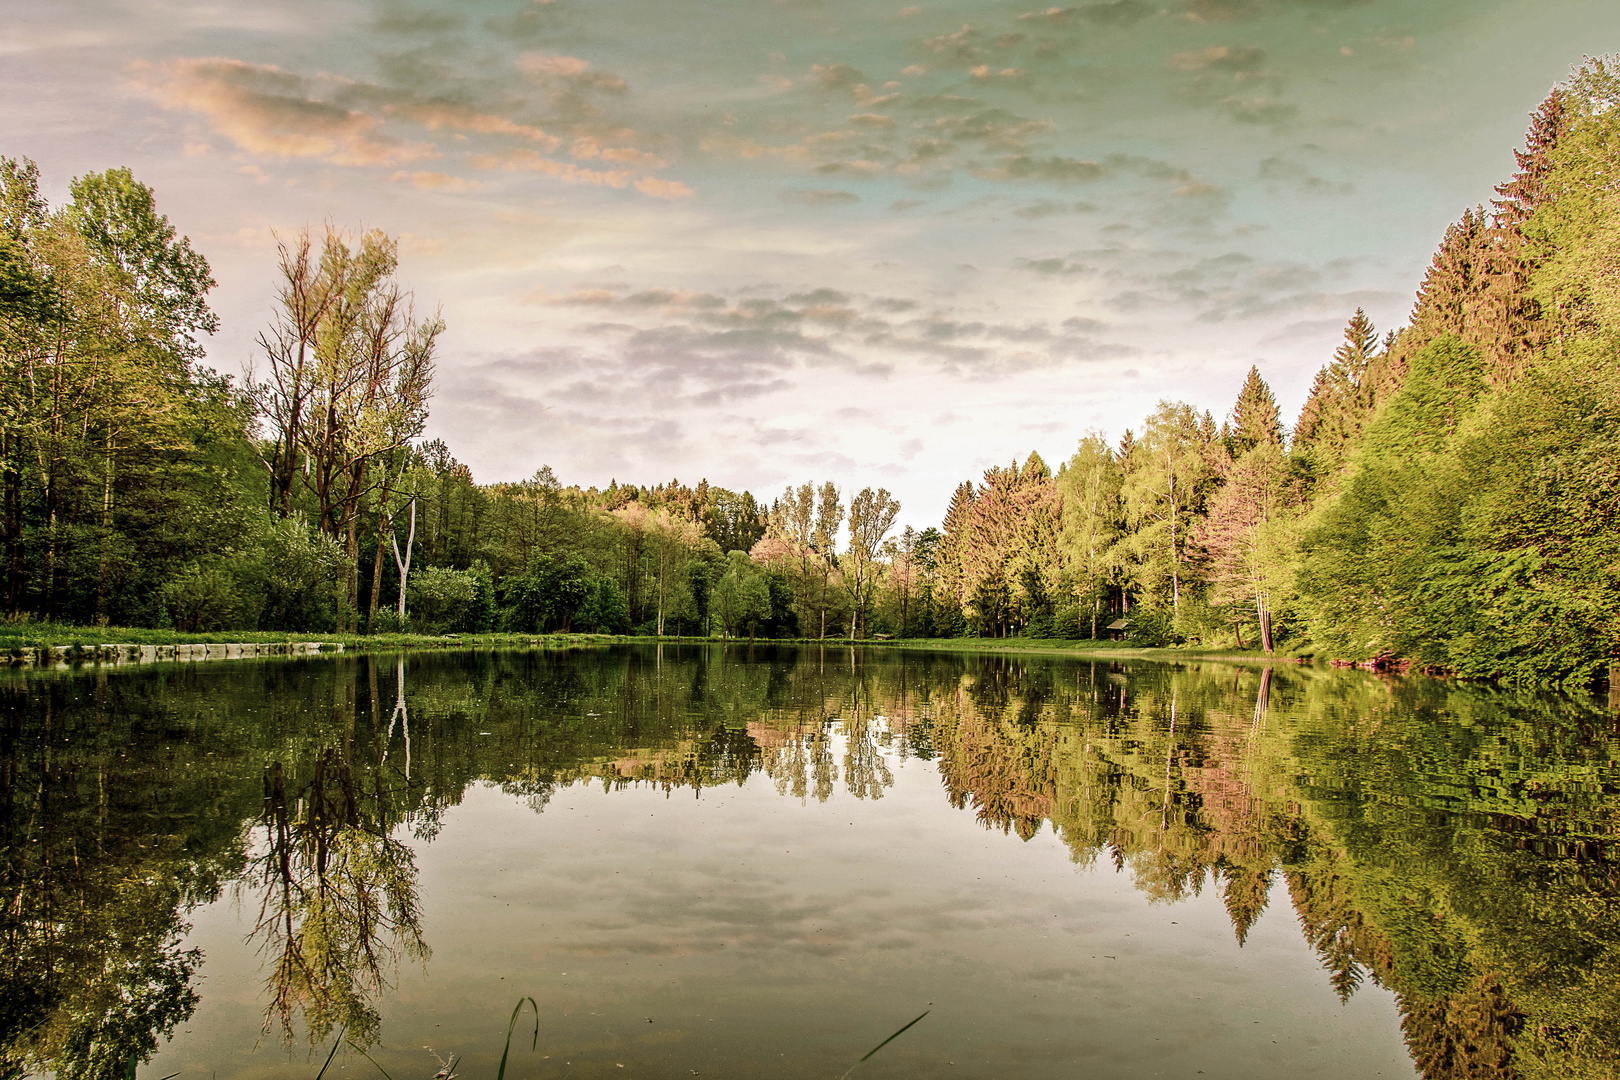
(836, 1010, 930, 1080)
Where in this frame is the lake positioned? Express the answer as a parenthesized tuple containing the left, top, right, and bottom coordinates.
(3, 645, 1618, 1080)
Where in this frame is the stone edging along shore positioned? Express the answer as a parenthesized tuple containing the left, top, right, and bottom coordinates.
(7, 641, 341, 668)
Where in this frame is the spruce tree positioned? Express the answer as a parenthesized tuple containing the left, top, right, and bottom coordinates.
(1228, 365, 1284, 455)
(1408, 208, 1486, 347)
(1492, 88, 1567, 229)
(1292, 367, 1331, 449)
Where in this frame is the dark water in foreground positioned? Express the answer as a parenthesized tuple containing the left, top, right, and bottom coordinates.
(4, 647, 1619, 1080)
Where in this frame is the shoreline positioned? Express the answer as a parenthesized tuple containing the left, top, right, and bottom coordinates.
(0, 626, 1301, 670)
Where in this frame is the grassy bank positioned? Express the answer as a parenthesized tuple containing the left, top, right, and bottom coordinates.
(0, 623, 1309, 668)
(858, 635, 1310, 667)
(0, 623, 630, 654)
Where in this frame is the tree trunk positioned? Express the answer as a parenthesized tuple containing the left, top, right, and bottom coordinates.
(1168, 466, 1180, 618)
(3, 431, 20, 614)
(96, 435, 114, 623)
(345, 513, 360, 632)
(390, 496, 416, 621)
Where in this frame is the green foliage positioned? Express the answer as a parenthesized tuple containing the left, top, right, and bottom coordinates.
(576, 576, 630, 634)
(711, 551, 771, 637)
(406, 566, 481, 633)
(160, 562, 240, 632)
(1122, 604, 1179, 646)
(500, 552, 594, 633)
(244, 514, 349, 633)
(63, 166, 218, 357)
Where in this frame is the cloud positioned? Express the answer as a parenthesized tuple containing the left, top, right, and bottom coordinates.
(1256, 317, 1349, 346)
(781, 188, 860, 204)
(1013, 200, 1097, 218)
(1077, 1, 1154, 24)
(973, 154, 1105, 183)
(922, 25, 980, 60)
(519, 52, 628, 93)
(521, 53, 590, 78)
(1258, 151, 1351, 193)
(1221, 96, 1297, 124)
(811, 62, 868, 89)
(1017, 1, 1153, 26)
(571, 137, 665, 168)
(1181, 0, 1259, 20)
(518, 281, 1137, 389)
(635, 176, 695, 199)
(1015, 256, 1092, 275)
(390, 101, 560, 149)
(1171, 44, 1266, 71)
(920, 109, 1054, 151)
(391, 170, 482, 191)
(135, 57, 437, 167)
(373, 8, 465, 34)
(470, 148, 632, 187)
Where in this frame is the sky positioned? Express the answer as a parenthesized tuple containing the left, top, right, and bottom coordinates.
(4, 0, 1617, 527)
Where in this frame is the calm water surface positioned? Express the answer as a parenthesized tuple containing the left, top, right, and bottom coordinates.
(4, 646, 1618, 1080)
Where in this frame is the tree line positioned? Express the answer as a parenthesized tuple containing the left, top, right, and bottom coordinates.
(2, 58, 1618, 680)
(923, 59, 1620, 685)
(0, 172, 907, 641)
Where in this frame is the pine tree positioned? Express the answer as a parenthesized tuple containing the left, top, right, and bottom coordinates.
(934, 479, 977, 617)
(1335, 307, 1379, 373)
(1303, 310, 1382, 480)
(1228, 365, 1284, 455)
(1292, 367, 1331, 449)
(1411, 208, 1486, 346)
(1493, 88, 1567, 229)
(1395, 89, 1567, 387)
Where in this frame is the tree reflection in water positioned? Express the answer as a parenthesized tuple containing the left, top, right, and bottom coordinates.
(251, 751, 427, 1049)
(2, 646, 1618, 1079)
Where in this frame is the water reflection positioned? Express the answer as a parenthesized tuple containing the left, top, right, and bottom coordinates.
(1, 647, 1618, 1079)
(252, 752, 426, 1048)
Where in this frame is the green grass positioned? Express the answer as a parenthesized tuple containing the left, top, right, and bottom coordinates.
(0, 622, 632, 653)
(859, 634, 1312, 666)
(0, 621, 1312, 669)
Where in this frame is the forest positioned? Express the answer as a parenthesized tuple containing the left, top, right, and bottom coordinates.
(3, 59, 1619, 685)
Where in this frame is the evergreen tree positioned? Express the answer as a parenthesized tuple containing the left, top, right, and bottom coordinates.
(1292, 367, 1331, 449)
(1227, 365, 1284, 455)
(1295, 310, 1381, 484)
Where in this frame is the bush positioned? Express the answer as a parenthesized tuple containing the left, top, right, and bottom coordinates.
(576, 577, 630, 633)
(235, 513, 347, 632)
(160, 563, 239, 632)
(406, 566, 480, 632)
(1124, 606, 1180, 646)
